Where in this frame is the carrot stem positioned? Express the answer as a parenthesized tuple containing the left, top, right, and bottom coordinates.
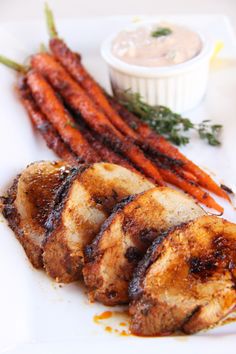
(0, 55, 27, 73)
(44, 2, 58, 39)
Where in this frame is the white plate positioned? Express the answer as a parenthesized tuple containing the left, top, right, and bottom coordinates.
(0, 14, 236, 354)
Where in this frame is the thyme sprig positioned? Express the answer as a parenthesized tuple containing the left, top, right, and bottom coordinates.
(119, 91, 222, 146)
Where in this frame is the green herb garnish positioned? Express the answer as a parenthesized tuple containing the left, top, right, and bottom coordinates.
(119, 91, 222, 146)
(198, 121, 222, 146)
(151, 27, 172, 38)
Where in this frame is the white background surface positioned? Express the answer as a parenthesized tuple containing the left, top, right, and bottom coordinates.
(0, 0, 236, 31)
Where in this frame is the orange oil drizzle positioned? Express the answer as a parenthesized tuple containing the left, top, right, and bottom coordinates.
(93, 311, 112, 323)
(93, 310, 130, 336)
(105, 326, 112, 333)
(120, 330, 129, 336)
(119, 322, 127, 327)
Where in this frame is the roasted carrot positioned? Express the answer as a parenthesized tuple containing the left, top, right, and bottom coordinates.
(18, 73, 136, 172)
(17, 78, 79, 166)
(158, 167, 223, 213)
(81, 126, 139, 173)
(110, 97, 230, 201)
(44, 4, 138, 139)
(45, 6, 183, 169)
(50, 38, 138, 139)
(31, 53, 164, 185)
(49, 39, 181, 168)
(20, 75, 223, 212)
(26, 69, 100, 164)
(174, 168, 198, 183)
(21, 76, 136, 172)
(45, 7, 180, 170)
(146, 133, 229, 200)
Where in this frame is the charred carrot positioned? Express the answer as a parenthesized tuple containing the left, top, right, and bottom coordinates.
(49, 39, 181, 167)
(26, 69, 100, 164)
(45, 4, 138, 139)
(81, 126, 139, 173)
(147, 133, 229, 200)
(158, 167, 223, 213)
(17, 79, 79, 165)
(20, 81, 135, 172)
(31, 53, 164, 185)
(18, 70, 136, 171)
(50, 38, 138, 139)
(45, 6, 183, 170)
(174, 168, 198, 183)
(110, 97, 229, 200)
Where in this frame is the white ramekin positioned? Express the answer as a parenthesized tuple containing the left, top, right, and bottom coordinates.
(101, 21, 213, 113)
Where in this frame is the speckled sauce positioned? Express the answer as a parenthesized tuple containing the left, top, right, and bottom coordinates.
(112, 22, 202, 67)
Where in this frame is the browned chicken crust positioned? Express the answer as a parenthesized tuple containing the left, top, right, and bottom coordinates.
(43, 162, 154, 283)
(129, 215, 236, 336)
(2, 161, 71, 268)
(83, 187, 205, 305)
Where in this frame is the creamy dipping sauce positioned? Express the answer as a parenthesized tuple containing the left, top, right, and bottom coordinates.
(112, 23, 202, 67)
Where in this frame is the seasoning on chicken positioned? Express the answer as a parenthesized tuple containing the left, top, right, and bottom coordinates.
(83, 187, 205, 305)
(2, 161, 71, 268)
(129, 215, 236, 336)
(43, 162, 154, 282)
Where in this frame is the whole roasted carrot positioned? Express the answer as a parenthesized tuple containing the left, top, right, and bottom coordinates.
(158, 167, 224, 213)
(44, 4, 138, 139)
(17, 78, 79, 166)
(26, 69, 100, 164)
(31, 53, 165, 185)
(110, 97, 230, 201)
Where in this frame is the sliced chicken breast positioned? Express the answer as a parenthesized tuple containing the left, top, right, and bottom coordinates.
(2, 161, 71, 268)
(43, 162, 154, 282)
(129, 215, 236, 336)
(83, 187, 205, 305)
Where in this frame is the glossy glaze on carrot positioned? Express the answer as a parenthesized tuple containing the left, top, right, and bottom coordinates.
(158, 167, 223, 213)
(50, 38, 138, 139)
(18, 78, 79, 165)
(26, 69, 100, 164)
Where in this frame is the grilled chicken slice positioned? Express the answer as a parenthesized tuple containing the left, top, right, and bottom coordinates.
(1, 161, 71, 268)
(83, 187, 205, 305)
(129, 215, 236, 336)
(43, 162, 154, 283)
